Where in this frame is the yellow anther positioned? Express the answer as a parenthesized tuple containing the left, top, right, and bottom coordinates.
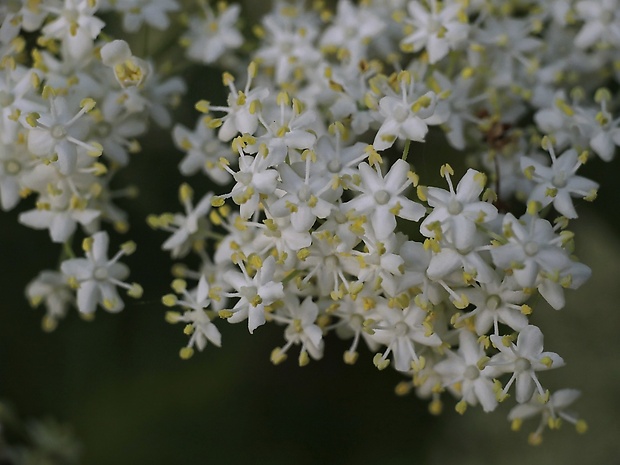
(26, 112, 40, 127)
(195, 100, 210, 113)
(395, 381, 412, 396)
(429, 399, 443, 415)
(82, 237, 93, 252)
(80, 98, 96, 112)
(165, 311, 181, 323)
(343, 350, 358, 365)
(528, 432, 543, 446)
(540, 356, 553, 368)
(276, 91, 290, 106)
(172, 279, 187, 294)
(373, 353, 390, 370)
(298, 350, 310, 367)
(127, 283, 143, 298)
(440, 163, 454, 177)
(527, 200, 541, 216)
(594, 88, 611, 104)
(42, 315, 58, 333)
(162, 294, 177, 307)
(179, 183, 193, 203)
(87, 141, 103, 157)
(576, 420, 588, 434)
(102, 298, 117, 311)
(218, 309, 234, 319)
(270, 347, 288, 365)
(179, 347, 194, 360)
(511, 418, 522, 431)
(521, 304, 533, 315)
(455, 400, 468, 415)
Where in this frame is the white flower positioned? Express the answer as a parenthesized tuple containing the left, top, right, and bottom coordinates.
(372, 71, 447, 150)
(41, 0, 104, 60)
(319, 0, 385, 61)
(371, 302, 443, 372)
(222, 256, 284, 334)
(61, 231, 141, 314)
(508, 388, 586, 442)
(100, 40, 150, 89)
(25, 94, 102, 174)
(421, 167, 497, 250)
(201, 65, 269, 142)
(344, 159, 425, 240)
(270, 295, 324, 365)
(0, 139, 33, 211)
(164, 276, 222, 356)
(490, 212, 571, 289)
(460, 276, 529, 335)
(182, 3, 243, 64)
(172, 116, 234, 183)
(401, 0, 469, 64)
(574, 0, 620, 49)
(521, 146, 598, 218)
(114, 0, 180, 33)
(26, 270, 74, 330)
(490, 325, 565, 403)
(157, 185, 212, 258)
(434, 330, 499, 412)
(255, 12, 321, 84)
(219, 153, 279, 220)
(269, 162, 335, 233)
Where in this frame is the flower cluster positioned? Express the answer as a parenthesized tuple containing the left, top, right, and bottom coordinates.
(4, 0, 619, 444)
(1, 0, 185, 326)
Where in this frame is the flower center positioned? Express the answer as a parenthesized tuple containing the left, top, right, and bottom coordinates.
(327, 159, 341, 173)
(374, 189, 390, 205)
(393, 105, 409, 123)
(93, 266, 109, 280)
(394, 321, 409, 337)
(524, 241, 539, 256)
(239, 285, 259, 302)
(486, 295, 501, 311)
(552, 173, 567, 188)
(324, 255, 339, 270)
(515, 357, 531, 373)
(464, 365, 480, 380)
(4, 159, 21, 175)
(0, 91, 14, 107)
(447, 198, 463, 215)
(51, 125, 67, 139)
(97, 122, 112, 137)
(334, 211, 347, 224)
(234, 171, 253, 186)
(203, 140, 219, 153)
(297, 185, 311, 202)
(350, 314, 364, 330)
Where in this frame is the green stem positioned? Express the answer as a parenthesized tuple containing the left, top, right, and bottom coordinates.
(402, 139, 411, 161)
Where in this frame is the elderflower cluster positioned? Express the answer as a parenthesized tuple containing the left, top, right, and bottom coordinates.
(0, 0, 185, 328)
(3, 0, 619, 445)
